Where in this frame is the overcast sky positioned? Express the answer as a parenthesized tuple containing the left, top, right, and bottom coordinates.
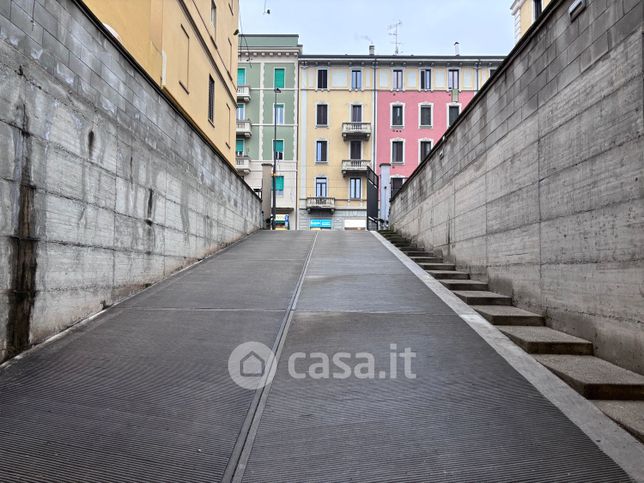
(239, 0, 515, 56)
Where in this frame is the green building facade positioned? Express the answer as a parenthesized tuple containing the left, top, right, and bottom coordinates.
(236, 35, 301, 229)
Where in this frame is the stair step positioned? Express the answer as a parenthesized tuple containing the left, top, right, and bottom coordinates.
(402, 250, 434, 256)
(415, 259, 445, 266)
(594, 401, 644, 444)
(409, 256, 439, 262)
(472, 306, 544, 327)
(440, 279, 488, 291)
(497, 326, 591, 353)
(394, 245, 421, 250)
(383, 235, 407, 240)
(534, 355, 644, 400)
(418, 263, 455, 271)
(426, 270, 469, 280)
(452, 291, 513, 306)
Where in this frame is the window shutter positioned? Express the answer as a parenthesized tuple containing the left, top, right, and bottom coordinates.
(275, 68, 285, 88)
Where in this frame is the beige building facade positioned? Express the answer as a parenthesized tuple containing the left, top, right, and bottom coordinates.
(84, 0, 239, 164)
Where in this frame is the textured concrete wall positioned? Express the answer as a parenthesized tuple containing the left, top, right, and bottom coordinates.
(0, 0, 261, 361)
(390, 0, 643, 373)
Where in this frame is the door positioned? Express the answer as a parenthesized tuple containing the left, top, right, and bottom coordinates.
(315, 177, 327, 198)
(350, 141, 362, 160)
(351, 105, 362, 123)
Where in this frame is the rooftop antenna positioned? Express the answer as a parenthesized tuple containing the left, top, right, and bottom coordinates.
(263, 0, 270, 14)
(388, 20, 402, 55)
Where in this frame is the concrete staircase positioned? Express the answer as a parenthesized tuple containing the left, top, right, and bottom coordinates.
(379, 230, 644, 443)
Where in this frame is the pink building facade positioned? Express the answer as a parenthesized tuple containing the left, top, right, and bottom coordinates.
(374, 58, 504, 222)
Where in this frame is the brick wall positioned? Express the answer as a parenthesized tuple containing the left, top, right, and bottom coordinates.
(0, 0, 261, 361)
(389, 0, 643, 373)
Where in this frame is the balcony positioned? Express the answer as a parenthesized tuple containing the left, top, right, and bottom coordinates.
(342, 122, 372, 139)
(306, 197, 335, 211)
(341, 159, 371, 175)
(236, 119, 252, 138)
(235, 155, 251, 176)
(237, 85, 251, 102)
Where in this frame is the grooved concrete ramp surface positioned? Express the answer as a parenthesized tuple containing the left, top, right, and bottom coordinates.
(0, 232, 631, 482)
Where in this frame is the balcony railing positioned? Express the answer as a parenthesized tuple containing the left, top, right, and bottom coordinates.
(237, 85, 251, 102)
(341, 159, 371, 175)
(236, 119, 252, 138)
(342, 122, 372, 139)
(306, 197, 335, 211)
(235, 155, 251, 175)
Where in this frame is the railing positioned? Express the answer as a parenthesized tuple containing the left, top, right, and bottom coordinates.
(306, 197, 335, 210)
(342, 122, 372, 138)
(236, 85, 251, 101)
(341, 159, 371, 174)
(236, 119, 252, 137)
(235, 155, 251, 175)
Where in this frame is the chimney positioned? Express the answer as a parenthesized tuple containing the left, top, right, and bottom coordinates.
(454, 41, 460, 56)
(369, 44, 375, 56)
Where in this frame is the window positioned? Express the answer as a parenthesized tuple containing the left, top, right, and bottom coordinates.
(350, 140, 361, 160)
(237, 68, 246, 85)
(420, 68, 431, 90)
(419, 105, 432, 127)
(210, 1, 216, 32)
(274, 139, 284, 160)
(228, 39, 232, 71)
(226, 104, 231, 142)
(315, 177, 328, 197)
(236, 103, 245, 121)
(351, 69, 362, 90)
(490, 68, 497, 78)
(448, 69, 459, 90)
(351, 105, 362, 123)
(392, 141, 404, 163)
(316, 140, 327, 162)
(274, 103, 285, 124)
(393, 69, 403, 90)
(391, 105, 403, 127)
(420, 140, 432, 161)
(317, 69, 328, 89)
(274, 68, 285, 89)
(235, 138, 244, 156)
(350, 178, 361, 200)
(448, 105, 460, 126)
(208, 75, 214, 123)
(533, 0, 543, 19)
(179, 25, 189, 91)
(274, 175, 284, 196)
(316, 104, 328, 126)
(391, 177, 405, 197)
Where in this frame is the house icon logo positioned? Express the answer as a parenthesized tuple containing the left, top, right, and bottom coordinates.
(240, 351, 265, 377)
(228, 341, 276, 390)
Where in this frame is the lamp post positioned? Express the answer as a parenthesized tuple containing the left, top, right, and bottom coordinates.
(271, 87, 281, 230)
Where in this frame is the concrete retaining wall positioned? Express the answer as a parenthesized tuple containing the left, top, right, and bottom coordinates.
(389, 0, 643, 373)
(0, 0, 261, 361)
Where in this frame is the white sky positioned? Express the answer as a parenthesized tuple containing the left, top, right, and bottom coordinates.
(239, 0, 515, 56)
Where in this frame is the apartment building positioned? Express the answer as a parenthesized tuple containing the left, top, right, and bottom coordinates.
(236, 35, 301, 229)
(298, 56, 376, 230)
(84, 0, 239, 165)
(297, 52, 503, 230)
(376, 55, 503, 220)
(511, 0, 553, 40)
